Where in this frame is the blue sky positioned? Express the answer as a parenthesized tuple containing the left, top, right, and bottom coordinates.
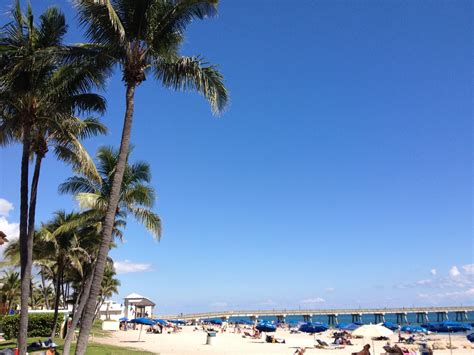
(0, 0, 472, 314)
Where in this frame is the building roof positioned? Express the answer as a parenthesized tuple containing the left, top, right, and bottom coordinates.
(134, 299, 156, 307)
(125, 293, 145, 299)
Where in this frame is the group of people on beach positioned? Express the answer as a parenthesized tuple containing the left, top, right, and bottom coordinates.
(332, 330, 353, 345)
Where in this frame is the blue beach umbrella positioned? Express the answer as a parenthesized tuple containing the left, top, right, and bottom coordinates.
(383, 322, 400, 331)
(154, 319, 169, 326)
(119, 317, 129, 322)
(299, 322, 329, 334)
(337, 322, 361, 331)
(256, 321, 277, 333)
(401, 325, 428, 334)
(424, 321, 472, 333)
(168, 320, 186, 325)
(202, 319, 222, 325)
(236, 320, 253, 325)
(130, 318, 155, 340)
(130, 317, 155, 326)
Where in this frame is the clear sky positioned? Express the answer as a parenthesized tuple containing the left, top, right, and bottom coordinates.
(0, 0, 472, 315)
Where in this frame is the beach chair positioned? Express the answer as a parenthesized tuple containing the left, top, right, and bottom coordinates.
(315, 339, 344, 350)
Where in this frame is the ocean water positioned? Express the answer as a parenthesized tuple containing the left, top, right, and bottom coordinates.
(218, 311, 474, 327)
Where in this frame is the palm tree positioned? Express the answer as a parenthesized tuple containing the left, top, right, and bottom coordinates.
(73, 1, 228, 351)
(36, 211, 92, 338)
(0, 270, 21, 314)
(1, 213, 93, 338)
(59, 146, 160, 354)
(94, 262, 120, 321)
(0, 3, 107, 351)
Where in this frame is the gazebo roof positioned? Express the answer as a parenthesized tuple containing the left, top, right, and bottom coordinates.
(134, 299, 155, 307)
(125, 293, 144, 299)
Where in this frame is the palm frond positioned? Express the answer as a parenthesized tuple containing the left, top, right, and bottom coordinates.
(75, 0, 127, 47)
(129, 207, 161, 239)
(154, 56, 228, 114)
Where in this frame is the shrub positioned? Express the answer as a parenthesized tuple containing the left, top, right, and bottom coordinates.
(0, 313, 64, 340)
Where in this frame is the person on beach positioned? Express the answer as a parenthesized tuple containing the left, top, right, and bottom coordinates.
(352, 344, 370, 355)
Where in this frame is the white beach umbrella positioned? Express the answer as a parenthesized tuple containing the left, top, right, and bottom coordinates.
(352, 324, 394, 354)
(352, 324, 393, 338)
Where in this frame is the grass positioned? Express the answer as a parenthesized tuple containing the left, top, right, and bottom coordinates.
(90, 319, 112, 338)
(0, 336, 156, 354)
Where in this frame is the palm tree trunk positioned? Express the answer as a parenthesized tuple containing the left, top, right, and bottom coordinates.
(18, 123, 32, 355)
(27, 153, 43, 307)
(94, 296, 103, 321)
(75, 83, 138, 355)
(63, 267, 94, 355)
(40, 266, 50, 309)
(75, 83, 137, 354)
(51, 264, 63, 339)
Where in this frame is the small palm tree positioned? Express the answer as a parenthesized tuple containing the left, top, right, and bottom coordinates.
(0, 270, 21, 314)
(73, 2, 228, 350)
(37, 211, 92, 338)
(60, 146, 161, 237)
(0, 3, 107, 351)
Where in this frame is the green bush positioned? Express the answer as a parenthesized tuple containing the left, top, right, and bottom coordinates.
(0, 313, 64, 340)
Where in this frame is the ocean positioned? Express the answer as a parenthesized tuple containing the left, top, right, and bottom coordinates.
(217, 311, 474, 327)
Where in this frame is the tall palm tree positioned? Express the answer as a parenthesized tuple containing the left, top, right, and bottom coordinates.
(73, 1, 228, 351)
(0, 270, 21, 314)
(0, 3, 107, 351)
(59, 146, 160, 354)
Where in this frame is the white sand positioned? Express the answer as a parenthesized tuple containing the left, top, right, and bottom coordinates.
(94, 326, 474, 355)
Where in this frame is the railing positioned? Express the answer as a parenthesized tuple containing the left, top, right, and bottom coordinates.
(160, 305, 474, 320)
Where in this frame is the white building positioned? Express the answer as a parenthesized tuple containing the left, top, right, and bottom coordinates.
(98, 300, 124, 321)
(124, 293, 155, 319)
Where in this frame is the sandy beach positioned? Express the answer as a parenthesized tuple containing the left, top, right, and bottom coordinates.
(94, 326, 474, 355)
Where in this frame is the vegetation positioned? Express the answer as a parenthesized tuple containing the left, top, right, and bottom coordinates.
(0, 0, 227, 354)
(0, 313, 63, 340)
(72, 1, 228, 351)
(0, 1, 107, 352)
(0, 337, 155, 354)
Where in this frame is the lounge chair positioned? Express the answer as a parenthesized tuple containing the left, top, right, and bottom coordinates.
(315, 339, 344, 350)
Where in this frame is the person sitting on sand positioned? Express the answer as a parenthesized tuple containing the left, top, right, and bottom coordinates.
(398, 332, 406, 342)
(352, 344, 371, 355)
(265, 335, 286, 344)
(294, 347, 306, 355)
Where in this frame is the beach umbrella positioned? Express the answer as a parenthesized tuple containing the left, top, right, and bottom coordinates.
(236, 319, 253, 325)
(352, 324, 393, 338)
(401, 325, 428, 334)
(428, 321, 471, 332)
(383, 322, 400, 331)
(119, 317, 129, 322)
(154, 319, 169, 326)
(202, 319, 222, 325)
(168, 319, 186, 325)
(337, 322, 361, 331)
(352, 324, 394, 354)
(299, 322, 329, 334)
(130, 317, 155, 341)
(256, 321, 277, 333)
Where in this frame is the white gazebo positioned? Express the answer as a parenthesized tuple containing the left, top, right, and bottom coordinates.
(124, 293, 155, 319)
